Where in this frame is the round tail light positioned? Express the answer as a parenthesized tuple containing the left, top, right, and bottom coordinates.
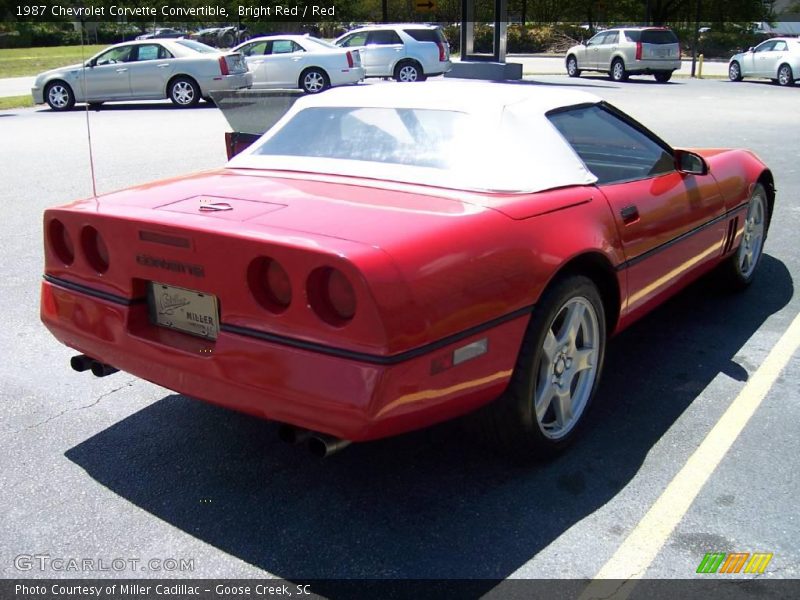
(307, 267, 356, 326)
(248, 257, 292, 313)
(48, 219, 74, 265)
(81, 226, 109, 273)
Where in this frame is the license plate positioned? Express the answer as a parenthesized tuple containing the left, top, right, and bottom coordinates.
(148, 282, 219, 340)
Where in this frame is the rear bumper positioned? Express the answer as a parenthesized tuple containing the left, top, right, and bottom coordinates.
(41, 278, 527, 441)
(628, 59, 681, 73)
(201, 72, 252, 95)
(331, 67, 366, 86)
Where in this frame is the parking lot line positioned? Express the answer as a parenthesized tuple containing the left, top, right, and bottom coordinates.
(580, 310, 800, 599)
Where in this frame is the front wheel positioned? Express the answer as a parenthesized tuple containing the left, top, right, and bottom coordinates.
(723, 183, 769, 289)
(168, 77, 200, 107)
(728, 61, 743, 81)
(300, 68, 330, 94)
(777, 64, 794, 87)
(45, 81, 75, 111)
(566, 56, 581, 78)
(654, 71, 672, 83)
(610, 59, 628, 82)
(481, 275, 607, 461)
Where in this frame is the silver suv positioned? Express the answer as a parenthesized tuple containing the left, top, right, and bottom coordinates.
(334, 24, 452, 82)
(565, 27, 681, 83)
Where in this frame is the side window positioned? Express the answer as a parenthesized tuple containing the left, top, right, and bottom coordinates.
(95, 46, 134, 66)
(587, 33, 604, 47)
(134, 45, 161, 61)
(271, 40, 301, 54)
(241, 41, 268, 56)
(367, 30, 403, 45)
(548, 105, 675, 185)
(604, 31, 619, 45)
(773, 40, 787, 52)
(340, 33, 368, 48)
(754, 41, 775, 53)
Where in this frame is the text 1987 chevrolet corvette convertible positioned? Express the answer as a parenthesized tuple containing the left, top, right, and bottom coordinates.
(41, 82, 772, 459)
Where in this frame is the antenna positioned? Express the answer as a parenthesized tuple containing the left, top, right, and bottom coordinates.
(78, 14, 99, 199)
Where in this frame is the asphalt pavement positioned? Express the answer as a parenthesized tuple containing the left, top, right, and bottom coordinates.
(0, 76, 798, 592)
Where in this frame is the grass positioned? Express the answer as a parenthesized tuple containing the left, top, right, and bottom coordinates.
(0, 95, 33, 110)
(0, 45, 106, 78)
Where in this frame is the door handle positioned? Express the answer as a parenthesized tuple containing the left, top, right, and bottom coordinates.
(620, 205, 639, 224)
(157, 63, 170, 68)
(115, 68, 128, 73)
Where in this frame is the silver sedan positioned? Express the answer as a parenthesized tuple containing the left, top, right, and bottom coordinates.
(32, 39, 252, 111)
(728, 37, 800, 86)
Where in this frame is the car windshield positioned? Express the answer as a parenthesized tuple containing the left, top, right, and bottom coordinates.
(303, 37, 338, 49)
(174, 39, 219, 54)
(229, 102, 598, 193)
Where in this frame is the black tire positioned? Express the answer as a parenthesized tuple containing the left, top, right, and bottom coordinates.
(45, 81, 75, 111)
(479, 275, 607, 461)
(722, 183, 770, 290)
(220, 31, 235, 48)
(654, 71, 672, 83)
(394, 60, 424, 82)
(299, 68, 330, 94)
(566, 55, 581, 78)
(777, 64, 794, 87)
(610, 58, 628, 82)
(168, 76, 200, 107)
(728, 61, 743, 82)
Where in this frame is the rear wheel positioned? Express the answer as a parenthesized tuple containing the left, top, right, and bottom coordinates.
(777, 64, 794, 86)
(723, 183, 769, 289)
(654, 70, 672, 83)
(480, 275, 606, 461)
(728, 61, 743, 81)
(610, 58, 628, 82)
(299, 68, 330, 94)
(566, 55, 581, 78)
(394, 60, 424, 82)
(45, 81, 75, 111)
(168, 77, 200, 107)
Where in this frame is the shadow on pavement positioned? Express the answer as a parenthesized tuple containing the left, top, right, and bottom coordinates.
(66, 255, 793, 589)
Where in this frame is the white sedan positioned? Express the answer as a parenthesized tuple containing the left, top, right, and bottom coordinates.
(728, 37, 800, 86)
(232, 35, 365, 94)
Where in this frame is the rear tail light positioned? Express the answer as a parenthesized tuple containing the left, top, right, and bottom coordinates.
(636, 41, 642, 60)
(81, 226, 109, 273)
(346, 51, 354, 68)
(218, 55, 229, 76)
(437, 41, 446, 62)
(307, 267, 356, 326)
(48, 219, 74, 265)
(248, 257, 292, 313)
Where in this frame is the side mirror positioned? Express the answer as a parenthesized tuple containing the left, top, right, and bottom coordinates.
(85, 58, 95, 68)
(675, 149, 709, 176)
(748, 46, 755, 52)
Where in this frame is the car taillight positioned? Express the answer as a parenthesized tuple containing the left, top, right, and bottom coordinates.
(218, 55, 229, 76)
(48, 219, 74, 265)
(307, 267, 356, 326)
(636, 41, 642, 60)
(248, 257, 292, 313)
(437, 41, 446, 62)
(81, 226, 109, 273)
(346, 51, 354, 68)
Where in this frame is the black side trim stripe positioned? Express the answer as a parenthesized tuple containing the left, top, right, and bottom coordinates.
(221, 304, 535, 366)
(616, 203, 749, 272)
(43, 274, 145, 306)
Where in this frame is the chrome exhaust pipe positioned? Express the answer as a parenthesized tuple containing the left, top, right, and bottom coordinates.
(278, 424, 313, 445)
(70, 354, 94, 372)
(308, 434, 351, 458)
(90, 361, 118, 377)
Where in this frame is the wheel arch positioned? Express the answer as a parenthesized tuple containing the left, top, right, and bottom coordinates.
(394, 57, 423, 75)
(757, 169, 775, 230)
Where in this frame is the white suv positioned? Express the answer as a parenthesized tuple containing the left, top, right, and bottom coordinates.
(565, 27, 681, 83)
(334, 24, 451, 82)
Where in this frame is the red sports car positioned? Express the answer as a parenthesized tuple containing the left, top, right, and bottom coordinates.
(40, 82, 772, 460)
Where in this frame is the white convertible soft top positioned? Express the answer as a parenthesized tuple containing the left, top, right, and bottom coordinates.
(227, 80, 601, 193)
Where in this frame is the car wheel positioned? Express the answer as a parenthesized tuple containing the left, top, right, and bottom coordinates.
(654, 71, 672, 83)
(566, 55, 581, 78)
(45, 81, 75, 111)
(220, 32, 235, 48)
(394, 61, 423, 82)
(168, 77, 200, 107)
(728, 61, 743, 82)
(610, 58, 628, 82)
(480, 275, 606, 461)
(300, 68, 330, 94)
(777, 64, 794, 86)
(723, 183, 769, 289)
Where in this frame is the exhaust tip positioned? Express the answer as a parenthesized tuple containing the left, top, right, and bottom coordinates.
(278, 424, 312, 445)
(90, 361, 119, 377)
(308, 434, 351, 458)
(70, 355, 94, 372)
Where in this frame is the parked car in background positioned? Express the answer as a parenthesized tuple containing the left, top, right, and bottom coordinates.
(334, 24, 451, 81)
(41, 81, 773, 460)
(565, 26, 681, 82)
(135, 28, 186, 40)
(31, 39, 251, 111)
(728, 37, 800, 86)
(233, 35, 364, 94)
